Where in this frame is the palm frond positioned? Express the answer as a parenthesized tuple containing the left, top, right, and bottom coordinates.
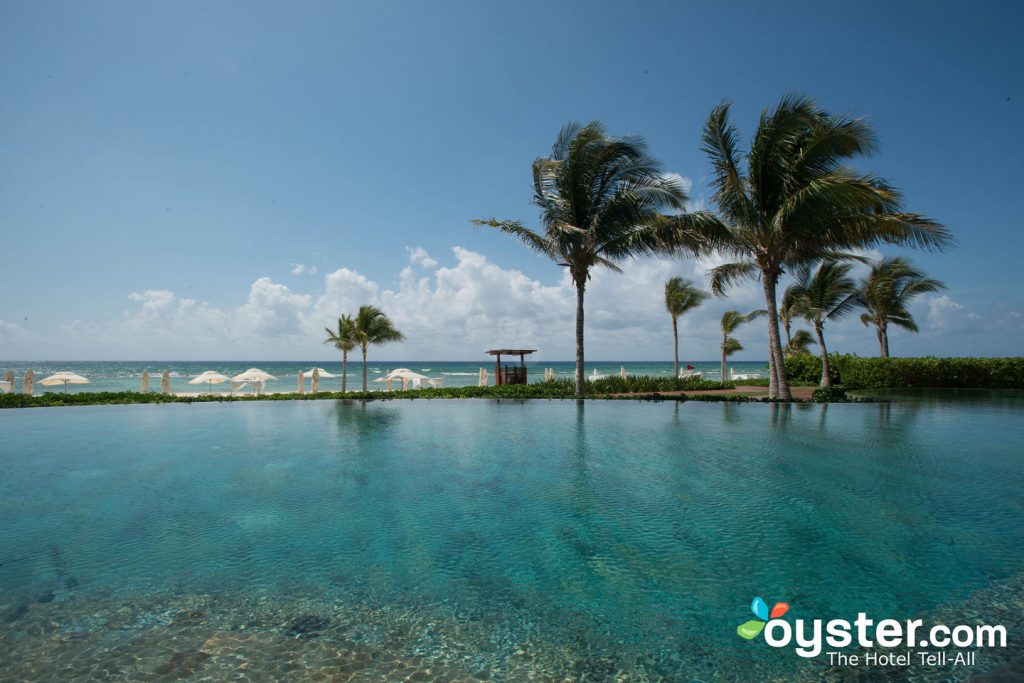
(708, 261, 759, 296)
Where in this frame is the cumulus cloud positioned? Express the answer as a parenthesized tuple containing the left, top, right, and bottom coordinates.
(7, 246, 999, 360)
(927, 294, 966, 331)
(291, 263, 318, 275)
(661, 172, 704, 212)
(31, 247, 759, 360)
(406, 247, 438, 269)
(237, 278, 312, 336)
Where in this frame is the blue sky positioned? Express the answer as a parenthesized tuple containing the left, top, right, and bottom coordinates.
(1, 0, 1022, 360)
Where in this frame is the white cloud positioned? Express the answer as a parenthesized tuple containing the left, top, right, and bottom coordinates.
(406, 247, 438, 269)
(928, 294, 966, 331)
(291, 263, 318, 275)
(4, 246, 1005, 360)
(662, 171, 693, 195)
(237, 278, 312, 337)
(661, 172, 704, 213)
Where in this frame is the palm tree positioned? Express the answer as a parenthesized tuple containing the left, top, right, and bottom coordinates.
(352, 305, 405, 391)
(694, 95, 952, 399)
(323, 314, 357, 392)
(785, 261, 860, 387)
(664, 277, 708, 377)
(779, 285, 801, 350)
(476, 121, 703, 397)
(720, 309, 766, 384)
(860, 256, 945, 357)
(785, 329, 817, 357)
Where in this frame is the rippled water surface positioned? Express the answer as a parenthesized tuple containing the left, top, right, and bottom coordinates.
(1, 398, 1022, 681)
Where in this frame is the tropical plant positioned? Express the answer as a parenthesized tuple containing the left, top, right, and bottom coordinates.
(860, 256, 945, 357)
(720, 309, 766, 383)
(784, 261, 860, 387)
(352, 305, 405, 391)
(779, 285, 802, 349)
(785, 329, 817, 357)
(323, 314, 357, 392)
(693, 95, 952, 399)
(664, 277, 708, 377)
(475, 121, 706, 397)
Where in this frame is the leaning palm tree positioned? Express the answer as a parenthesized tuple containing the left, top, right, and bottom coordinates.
(720, 309, 766, 384)
(779, 285, 801, 350)
(860, 256, 945, 357)
(785, 329, 817, 357)
(476, 121, 703, 397)
(323, 314, 357, 392)
(786, 261, 861, 387)
(352, 305, 405, 391)
(665, 277, 708, 377)
(694, 95, 952, 399)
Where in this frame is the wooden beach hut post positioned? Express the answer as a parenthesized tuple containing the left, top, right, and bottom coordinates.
(486, 349, 537, 386)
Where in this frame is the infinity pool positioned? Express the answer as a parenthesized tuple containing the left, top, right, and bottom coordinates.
(1, 397, 1022, 681)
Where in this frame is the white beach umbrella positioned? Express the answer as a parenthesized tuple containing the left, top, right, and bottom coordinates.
(161, 371, 171, 395)
(232, 368, 278, 382)
(39, 372, 90, 394)
(189, 371, 230, 395)
(301, 368, 338, 379)
(231, 368, 277, 395)
(620, 366, 627, 379)
(385, 368, 430, 389)
(141, 370, 150, 393)
(22, 368, 34, 395)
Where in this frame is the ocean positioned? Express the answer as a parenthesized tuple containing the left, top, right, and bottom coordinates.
(0, 359, 771, 394)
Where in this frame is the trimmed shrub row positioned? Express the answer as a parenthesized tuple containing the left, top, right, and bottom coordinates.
(784, 354, 1024, 389)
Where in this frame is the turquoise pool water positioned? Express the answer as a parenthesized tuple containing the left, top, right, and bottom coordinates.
(1, 397, 1022, 681)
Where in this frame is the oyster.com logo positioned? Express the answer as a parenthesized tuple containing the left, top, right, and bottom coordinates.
(737, 596, 789, 640)
(734, 594, 1007, 667)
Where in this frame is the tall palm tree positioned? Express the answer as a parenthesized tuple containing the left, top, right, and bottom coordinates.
(779, 286, 801, 350)
(475, 121, 704, 397)
(323, 314, 357, 392)
(785, 261, 860, 387)
(353, 305, 405, 391)
(693, 95, 952, 399)
(720, 309, 766, 384)
(785, 329, 817, 357)
(860, 256, 945, 357)
(664, 277, 708, 377)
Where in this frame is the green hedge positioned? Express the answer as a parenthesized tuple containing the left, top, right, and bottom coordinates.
(0, 376, 743, 410)
(783, 354, 1024, 389)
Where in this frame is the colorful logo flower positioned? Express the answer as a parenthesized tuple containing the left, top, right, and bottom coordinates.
(737, 596, 790, 639)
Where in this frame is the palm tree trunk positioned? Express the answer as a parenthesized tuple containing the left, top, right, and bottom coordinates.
(762, 274, 791, 400)
(879, 322, 889, 358)
(672, 317, 679, 378)
(361, 345, 368, 392)
(815, 323, 831, 388)
(721, 337, 727, 385)
(575, 281, 586, 399)
(784, 320, 792, 348)
(342, 350, 348, 392)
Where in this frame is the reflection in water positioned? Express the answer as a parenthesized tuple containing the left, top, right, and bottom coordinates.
(333, 399, 399, 442)
(0, 398, 1021, 681)
(769, 400, 792, 427)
